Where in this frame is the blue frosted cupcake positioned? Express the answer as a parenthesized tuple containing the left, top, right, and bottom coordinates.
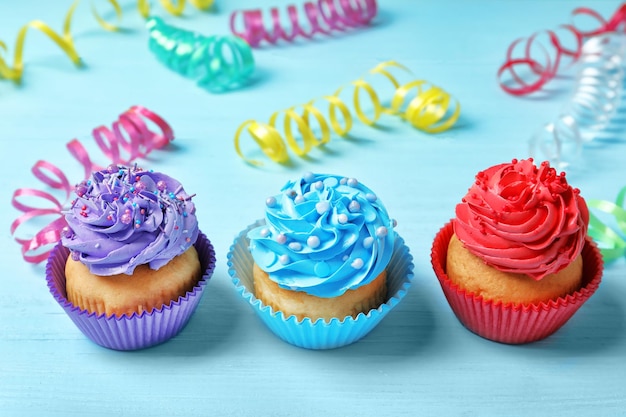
(228, 172, 413, 349)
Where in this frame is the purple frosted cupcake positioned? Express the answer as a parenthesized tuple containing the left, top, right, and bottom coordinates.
(46, 164, 216, 350)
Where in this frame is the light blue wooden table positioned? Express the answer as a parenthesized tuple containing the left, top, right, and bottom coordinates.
(1, 1, 625, 416)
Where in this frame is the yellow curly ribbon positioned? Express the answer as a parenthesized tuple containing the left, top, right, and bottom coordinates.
(137, 0, 214, 18)
(234, 60, 460, 166)
(91, 0, 123, 32)
(0, 0, 214, 84)
(92, 0, 215, 31)
(235, 120, 290, 164)
(0, 1, 83, 82)
(95, 0, 214, 30)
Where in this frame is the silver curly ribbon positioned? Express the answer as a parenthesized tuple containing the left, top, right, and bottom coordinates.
(529, 32, 626, 170)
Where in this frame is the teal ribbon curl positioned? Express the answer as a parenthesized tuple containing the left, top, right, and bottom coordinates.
(147, 16, 255, 92)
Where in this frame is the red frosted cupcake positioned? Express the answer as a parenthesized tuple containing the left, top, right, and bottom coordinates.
(431, 158, 603, 344)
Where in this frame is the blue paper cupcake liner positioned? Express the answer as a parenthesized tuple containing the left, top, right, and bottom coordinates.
(227, 220, 414, 349)
(46, 232, 216, 351)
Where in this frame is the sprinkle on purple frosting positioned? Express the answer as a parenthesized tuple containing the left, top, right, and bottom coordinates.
(61, 165, 199, 276)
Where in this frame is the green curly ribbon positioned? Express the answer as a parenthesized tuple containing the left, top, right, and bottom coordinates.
(588, 186, 626, 262)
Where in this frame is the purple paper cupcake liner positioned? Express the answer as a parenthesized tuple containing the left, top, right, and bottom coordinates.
(46, 232, 216, 351)
(227, 220, 414, 350)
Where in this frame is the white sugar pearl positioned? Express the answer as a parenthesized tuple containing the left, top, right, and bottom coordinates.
(307, 236, 321, 249)
(351, 258, 364, 269)
(316, 201, 330, 214)
(265, 196, 277, 207)
(303, 172, 315, 183)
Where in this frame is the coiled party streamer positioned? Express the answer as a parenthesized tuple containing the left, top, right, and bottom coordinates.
(137, 0, 213, 18)
(10, 106, 174, 263)
(498, 3, 626, 96)
(0, 0, 214, 84)
(562, 34, 626, 133)
(147, 17, 254, 92)
(234, 61, 460, 166)
(0, 1, 83, 83)
(95, 0, 216, 30)
(529, 33, 626, 170)
(230, 0, 377, 47)
(588, 186, 626, 262)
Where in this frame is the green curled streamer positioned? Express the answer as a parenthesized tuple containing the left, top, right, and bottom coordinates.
(587, 186, 626, 262)
(146, 16, 255, 92)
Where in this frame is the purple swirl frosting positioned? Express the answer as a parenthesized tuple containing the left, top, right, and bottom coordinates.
(61, 165, 199, 276)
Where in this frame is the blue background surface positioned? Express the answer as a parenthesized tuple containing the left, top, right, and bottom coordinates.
(1, 1, 626, 416)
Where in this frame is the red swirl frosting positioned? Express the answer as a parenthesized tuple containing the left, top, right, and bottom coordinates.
(453, 158, 589, 280)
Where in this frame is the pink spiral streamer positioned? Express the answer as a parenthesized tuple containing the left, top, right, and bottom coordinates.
(498, 4, 626, 96)
(10, 106, 174, 264)
(230, 0, 378, 47)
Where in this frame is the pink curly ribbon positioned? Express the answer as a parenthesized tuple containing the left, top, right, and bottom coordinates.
(573, 4, 626, 37)
(230, 0, 377, 47)
(497, 4, 626, 96)
(10, 105, 174, 264)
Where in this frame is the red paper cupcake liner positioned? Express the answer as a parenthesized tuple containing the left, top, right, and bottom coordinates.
(45, 232, 216, 351)
(431, 221, 603, 344)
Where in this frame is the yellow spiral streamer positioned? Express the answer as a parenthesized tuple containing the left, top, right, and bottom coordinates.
(137, 0, 214, 18)
(97, 0, 214, 29)
(92, 0, 123, 32)
(0, 1, 83, 82)
(0, 0, 213, 84)
(234, 61, 460, 166)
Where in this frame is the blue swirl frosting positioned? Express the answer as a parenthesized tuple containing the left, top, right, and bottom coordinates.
(248, 173, 395, 298)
